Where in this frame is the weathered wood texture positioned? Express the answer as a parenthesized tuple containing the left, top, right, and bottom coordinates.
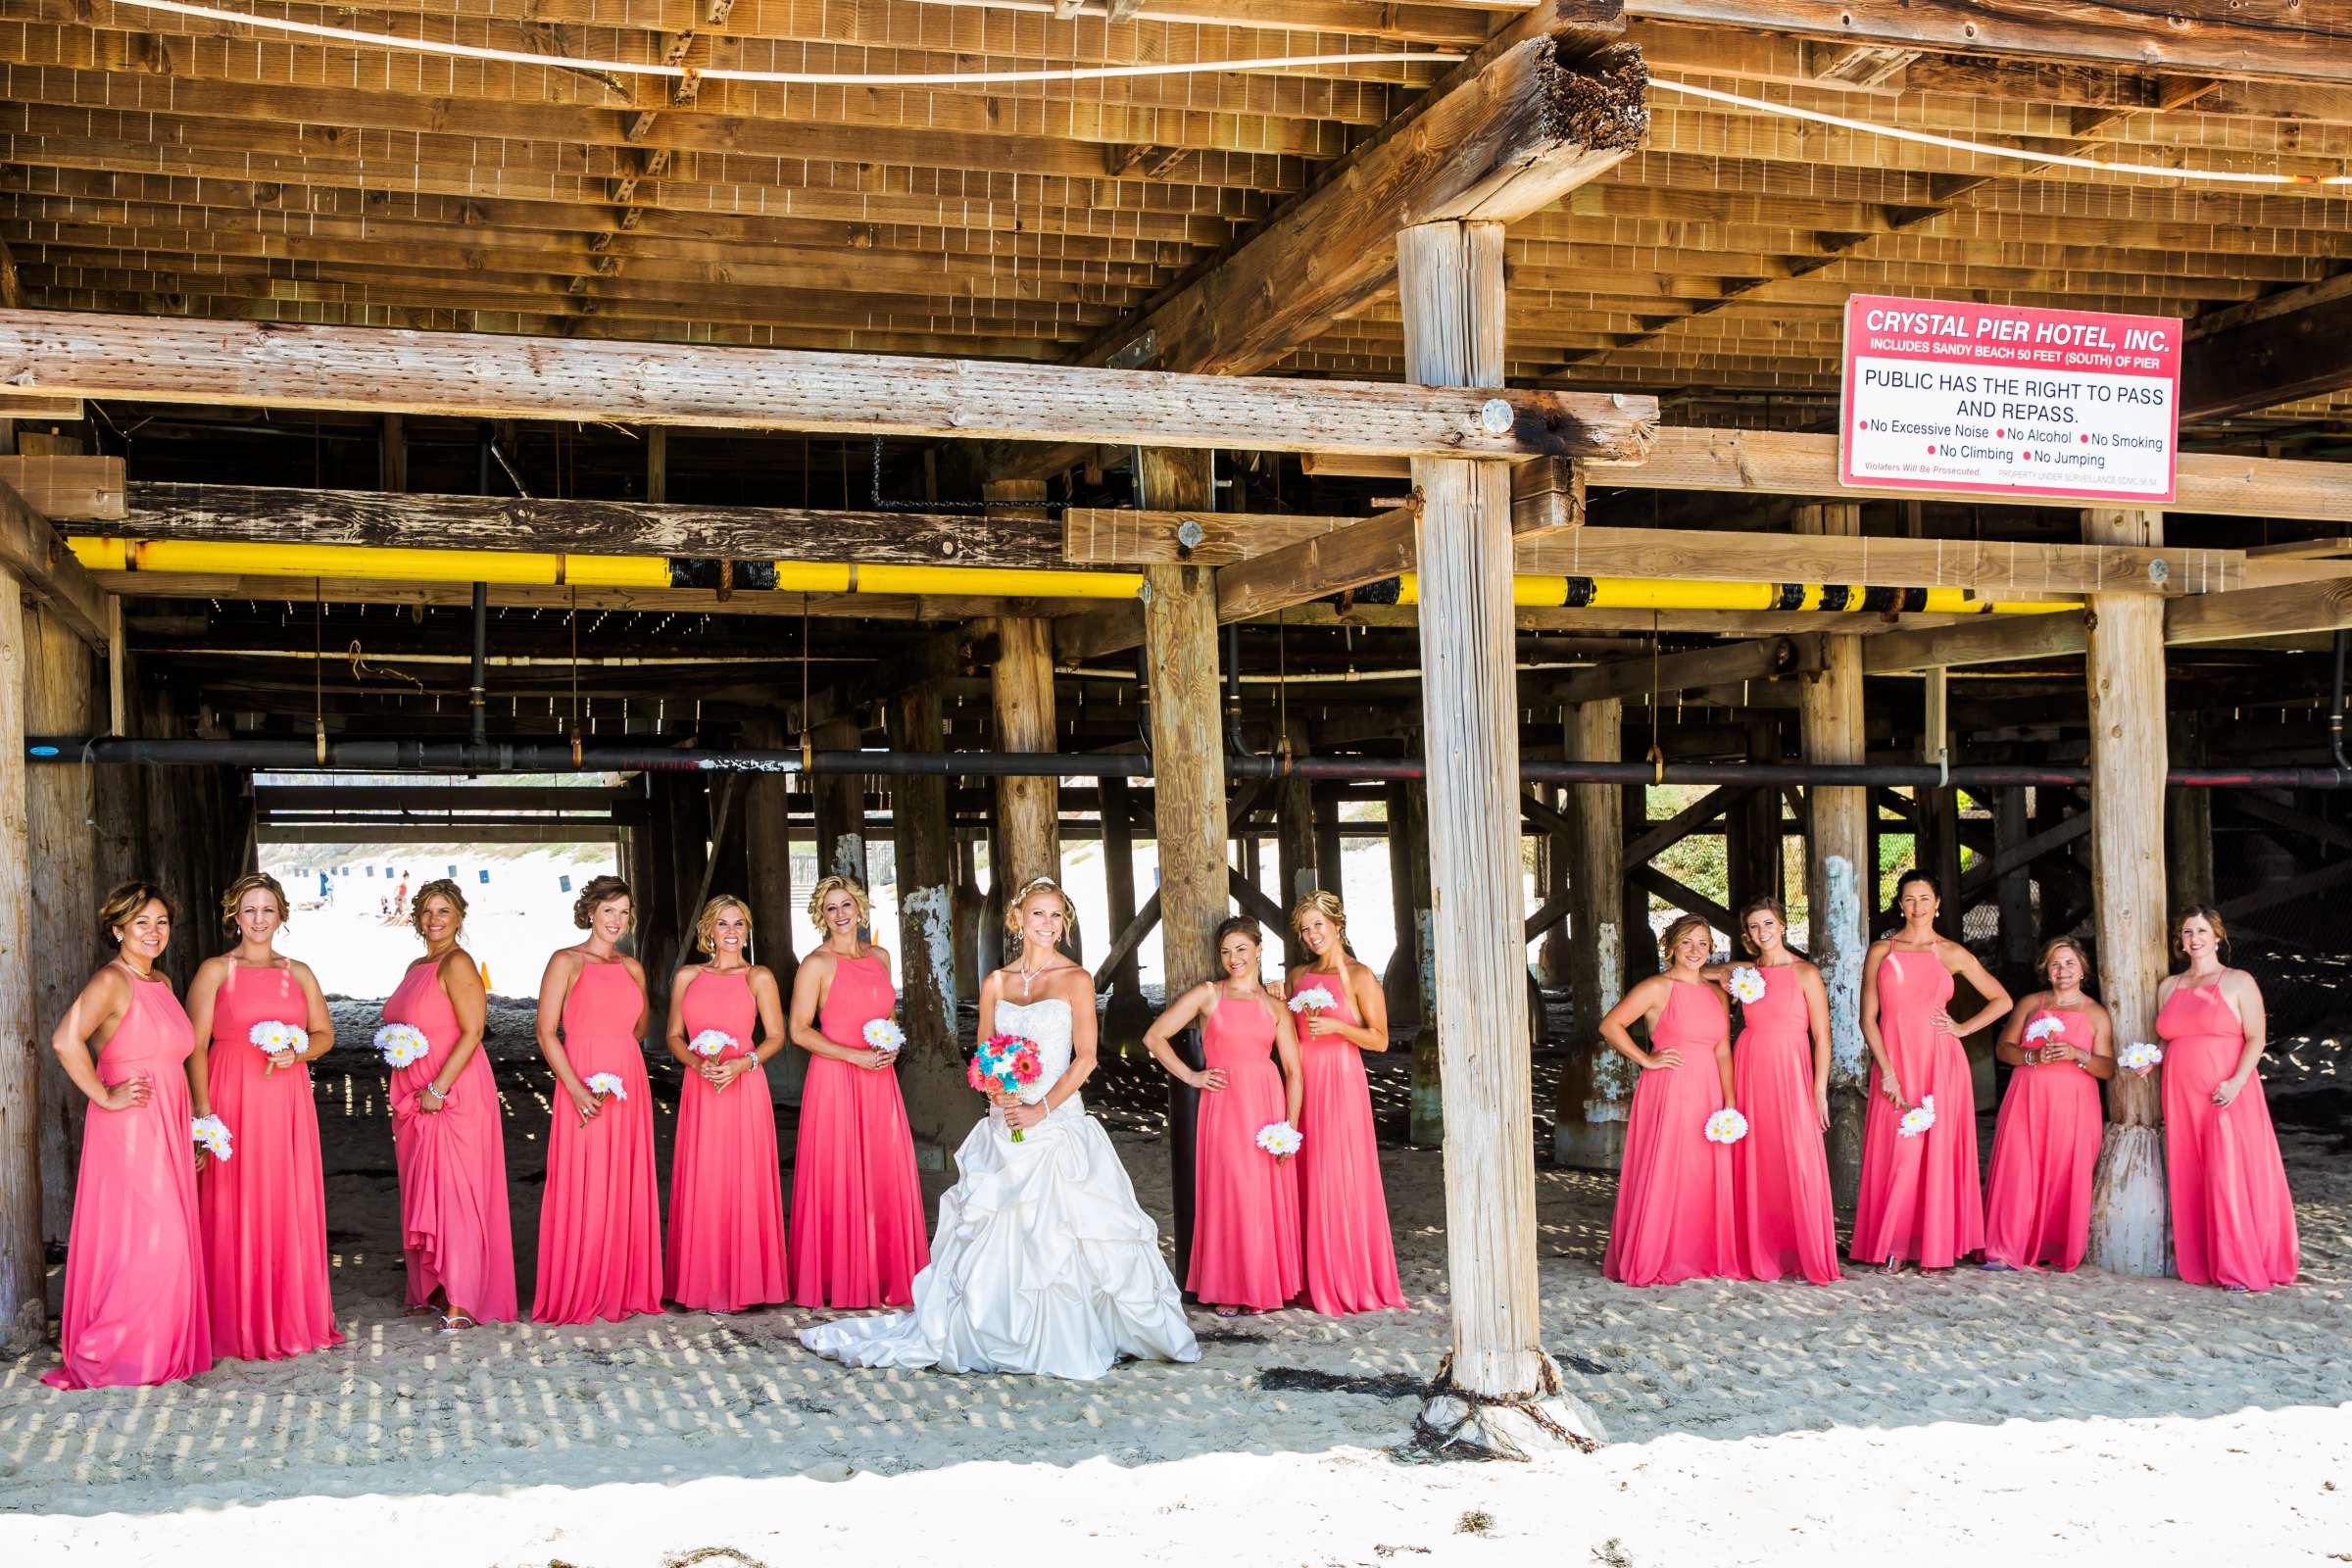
(0, 455, 122, 521)
(1073, 3, 1643, 378)
(24, 606, 91, 1245)
(1276, 719, 1318, 967)
(1515, 526, 2232, 597)
(1551, 698, 1629, 1172)
(2082, 507, 2171, 1278)
(1062, 508, 1350, 567)
(1098, 775, 1151, 1047)
(989, 615, 1062, 897)
(2183, 276, 2352, 421)
(737, 716, 796, 1101)
(0, 476, 107, 645)
(889, 682, 967, 1172)
(0, 564, 42, 1352)
(0, 309, 1655, 462)
(1400, 220, 1547, 1402)
(1541, 633, 1822, 708)
(1794, 502, 1871, 1208)
(809, 714, 868, 890)
(1212, 504, 1427, 625)
(118, 483, 1068, 568)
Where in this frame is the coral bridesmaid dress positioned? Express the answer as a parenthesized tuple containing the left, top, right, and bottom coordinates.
(45, 969, 213, 1389)
(1605, 981, 1742, 1286)
(1730, 966, 1840, 1284)
(665, 968, 791, 1311)
(1982, 1005, 2103, 1271)
(2158, 981, 2299, 1291)
(534, 959, 663, 1323)
(1294, 963, 1404, 1313)
(383, 957, 517, 1323)
(199, 962, 343, 1359)
(789, 953, 929, 1308)
(1188, 995, 1303, 1311)
(1852, 949, 1984, 1267)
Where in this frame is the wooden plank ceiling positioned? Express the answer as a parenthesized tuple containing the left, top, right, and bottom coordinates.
(1, 0, 2349, 448)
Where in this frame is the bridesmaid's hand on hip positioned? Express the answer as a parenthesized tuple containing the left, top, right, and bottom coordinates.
(1642, 1049, 1683, 1071)
(97, 1074, 150, 1113)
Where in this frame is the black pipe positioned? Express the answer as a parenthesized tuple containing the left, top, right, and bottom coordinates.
(467, 581, 489, 753)
(23, 736, 2352, 790)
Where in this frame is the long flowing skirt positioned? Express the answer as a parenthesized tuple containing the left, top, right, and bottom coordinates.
(799, 1101, 1199, 1382)
(533, 1040, 662, 1325)
(200, 1054, 343, 1358)
(2165, 1038, 2299, 1290)
(1731, 1029, 1841, 1284)
(1982, 1064, 2102, 1271)
(1605, 1061, 1741, 1286)
(1295, 1040, 1404, 1313)
(1189, 1060, 1302, 1310)
(1852, 1035, 1984, 1267)
(789, 1056, 930, 1308)
(666, 1055, 791, 1311)
(391, 1055, 518, 1323)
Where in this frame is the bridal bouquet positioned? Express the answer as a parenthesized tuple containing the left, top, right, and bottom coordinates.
(249, 1018, 307, 1075)
(374, 1021, 431, 1069)
(1703, 1107, 1749, 1146)
(1898, 1095, 1937, 1138)
(191, 1113, 233, 1162)
(1287, 985, 1338, 1015)
(2117, 1040, 2165, 1072)
(1255, 1121, 1303, 1159)
(580, 1071, 627, 1127)
(863, 1018, 906, 1059)
(1726, 966, 1767, 1005)
(970, 1034, 1046, 1141)
(688, 1029, 738, 1058)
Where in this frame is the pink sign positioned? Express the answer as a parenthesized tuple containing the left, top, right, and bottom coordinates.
(1839, 294, 2180, 504)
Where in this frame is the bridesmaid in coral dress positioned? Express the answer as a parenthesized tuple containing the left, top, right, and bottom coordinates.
(787, 875, 929, 1309)
(1284, 893, 1405, 1314)
(1853, 868, 2012, 1274)
(532, 874, 662, 1324)
(1143, 917, 1304, 1315)
(1602, 914, 1742, 1287)
(663, 894, 791, 1312)
(183, 872, 342, 1360)
(1718, 898, 1840, 1284)
(1982, 937, 2112, 1272)
(2151, 906, 2298, 1292)
(44, 881, 213, 1389)
(382, 878, 516, 1331)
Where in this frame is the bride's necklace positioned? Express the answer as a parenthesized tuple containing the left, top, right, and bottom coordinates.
(1018, 951, 1043, 999)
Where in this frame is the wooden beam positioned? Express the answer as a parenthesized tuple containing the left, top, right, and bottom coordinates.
(257, 823, 621, 845)
(0, 564, 40, 1353)
(1542, 635, 1823, 709)
(990, 614, 1062, 893)
(1212, 503, 1425, 626)
(889, 682, 964, 1168)
(1551, 697, 1625, 1171)
(1317, 431, 2352, 521)
(1956, 808, 2089, 900)
(1864, 612, 2089, 672)
(1627, 861, 1738, 940)
(1623, 783, 1751, 868)
(1069, 3, 1643, 380)
(0, 455, 122, 521)
(2166, 574, 2352, 646)
(110, 483, 1069, 569)
(2182, 274, 2352, 421)
(1062, 507, 1352, 566)
(0, 478, 108, 648)
(1517, 526, 2230, 597)
(0, 309, 1655, 464)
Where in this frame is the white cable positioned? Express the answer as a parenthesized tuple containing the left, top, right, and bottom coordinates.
(102, 0, 1460, 84)
(1655, 77, 2352, 188)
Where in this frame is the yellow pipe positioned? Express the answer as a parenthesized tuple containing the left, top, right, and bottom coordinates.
(1393, 573, 2077, 615)
(70, 538, 1146, 600)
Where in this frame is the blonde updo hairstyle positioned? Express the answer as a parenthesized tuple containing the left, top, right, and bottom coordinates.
(572, 873, 634, 931)
(1289, 889, 1348, 942)
(1659, 912, 1714, 966)
(807, 874, 872, 933)
(220, 871, 291, 932)
(98, 878, 174, 947)
(696, 894, 754, 956)
(408, 877, 468, 941)
(1003, 875, 1077, 938)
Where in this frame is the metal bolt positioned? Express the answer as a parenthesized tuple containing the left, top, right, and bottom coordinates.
(1176, 518, 1206, 550)
(2149, 557, 2171, 584)
(1479, 398, 1514, 435)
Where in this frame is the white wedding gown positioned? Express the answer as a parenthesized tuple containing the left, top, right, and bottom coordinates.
(798, 997, 1200, 1382)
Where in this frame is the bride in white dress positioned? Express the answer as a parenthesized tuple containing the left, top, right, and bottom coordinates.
(799, 877, 1200, 1382)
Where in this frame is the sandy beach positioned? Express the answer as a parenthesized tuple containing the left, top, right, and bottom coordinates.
(3, 996, 2347, 1565)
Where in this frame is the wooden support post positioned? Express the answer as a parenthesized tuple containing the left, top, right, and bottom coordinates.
(990, 616, 1061, 897)
(1794, 501, 1871, 1209)
(24, 608, 93, 1245)
(1099, 775, 1152, 1051)
(0, 566, 44, 1352)
(2167, 712, 2216, 914)
(662, 772, 712, 998)
(379, 414, 407, 494)
(1536, 784, 1572, 986)
(1995, 788, 2037, 980)
(1552, 699, 1628, 1171)
(739, 716, 800, 1104)
(952, 828, 984, 1009)
(1275, 719, 1317, 965)
(1138, 449, 1226, 1278)
(1382, 780, 1431, 1035)
(810, 714, 869, 889)
(889, 683, 966, 1173)
(1314, 784, 1345, 904)
(1727, 713, 1781, 916)
(1397, 220, 1595, 1456)
(645, 425, 668, 504)
(2083, 508, 2172, 1277)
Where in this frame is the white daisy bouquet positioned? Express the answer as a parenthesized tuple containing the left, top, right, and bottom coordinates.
(1287, 986, 1338, 1015)
(2023, 1016, 2063, 1045)
(1726, 966, 1767, 1005)
(1703, 1107, 1749, 1146)
(687, 1028, 738, 1059)
(2117, 1041, 2164, 1072)
(373, 1021, 431, 1069)
(190, 1113, 233, 1161)
(585, 1072, 627, 1101)
(1255, 1121, 1303, 1158)
(248, 1018, 308, 1075)
(1898, 1095, 1937, 1138)
(863, 1018, 906, 1057)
